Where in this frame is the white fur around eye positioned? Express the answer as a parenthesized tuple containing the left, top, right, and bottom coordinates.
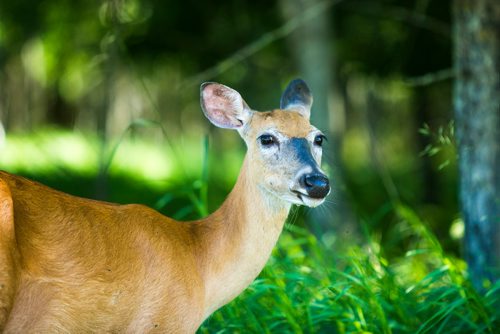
(308, 132, 324, 163)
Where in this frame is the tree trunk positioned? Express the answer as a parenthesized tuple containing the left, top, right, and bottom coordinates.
(453, 0, 500, 290)
(279, 0, 356, 243)
(95, 0, 121, 200)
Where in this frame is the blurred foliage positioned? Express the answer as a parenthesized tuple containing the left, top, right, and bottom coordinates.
(0, 0, 478, 331)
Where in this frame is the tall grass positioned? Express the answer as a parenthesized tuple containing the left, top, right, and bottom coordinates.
(198, 204, 500, 334)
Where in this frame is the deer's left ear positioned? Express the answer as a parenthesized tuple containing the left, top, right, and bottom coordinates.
(280, 79, 313, 120)
(200, 82, 253, 130)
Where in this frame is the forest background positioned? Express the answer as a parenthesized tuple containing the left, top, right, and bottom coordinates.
(0, 0, 498, 332)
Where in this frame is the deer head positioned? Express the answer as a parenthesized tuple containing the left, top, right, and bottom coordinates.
(200, 79, 330, 208)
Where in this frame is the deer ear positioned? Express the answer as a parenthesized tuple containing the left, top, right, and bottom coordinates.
(280, 79, 313, 120)
(200, 82, 253, 129)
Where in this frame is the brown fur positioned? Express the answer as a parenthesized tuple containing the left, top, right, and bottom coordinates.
(246, 109, 312, 138)
(0, 171, 206, 332)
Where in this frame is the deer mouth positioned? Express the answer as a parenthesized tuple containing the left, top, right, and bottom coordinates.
(291, 190, 326, 208)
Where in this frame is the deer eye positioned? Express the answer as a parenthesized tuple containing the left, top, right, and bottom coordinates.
(259, 134, 277, 147)
(314, 134, 327, 147)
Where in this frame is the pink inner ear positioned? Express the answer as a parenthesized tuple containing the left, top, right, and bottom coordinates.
(212, 108, 242, 128)
(202, 84, 245, 129)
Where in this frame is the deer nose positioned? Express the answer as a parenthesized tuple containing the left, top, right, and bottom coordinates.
(300, 173, 330, 199)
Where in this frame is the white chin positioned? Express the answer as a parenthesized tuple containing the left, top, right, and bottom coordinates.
(284, 192, 325, 208)
(298, 195, 325, 208)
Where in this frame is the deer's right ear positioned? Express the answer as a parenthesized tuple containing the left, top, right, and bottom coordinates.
(280, 79, 313, 120)
(200, 82, 253, 129)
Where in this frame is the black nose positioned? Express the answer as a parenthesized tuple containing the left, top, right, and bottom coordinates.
(300, 173, 330, 199)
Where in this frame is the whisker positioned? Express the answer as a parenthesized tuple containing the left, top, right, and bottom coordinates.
(285, 205, 300, 230)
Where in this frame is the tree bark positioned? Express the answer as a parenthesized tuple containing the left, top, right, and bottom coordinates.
(279, 0, 356, 243)
(453, 0, 500, 290)
(95, 0, 121, 200)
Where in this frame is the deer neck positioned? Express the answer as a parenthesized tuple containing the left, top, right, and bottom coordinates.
(193, 155, 291, 318)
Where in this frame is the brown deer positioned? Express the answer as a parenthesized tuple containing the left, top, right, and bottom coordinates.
(0, 79, 330, 333)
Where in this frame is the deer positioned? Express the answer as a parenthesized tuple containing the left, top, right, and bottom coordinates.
(0, 79, 330, 333)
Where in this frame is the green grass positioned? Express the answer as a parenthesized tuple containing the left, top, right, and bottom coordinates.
(1, 130, 498, 333)
(199, 217, 499, 333)
(199, 203, 499, 333)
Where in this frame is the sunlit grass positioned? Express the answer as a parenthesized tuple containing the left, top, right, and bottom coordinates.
(0, 129, 216, 189)
(106, 138, 174, 181)
(1, 130, 96, 174)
